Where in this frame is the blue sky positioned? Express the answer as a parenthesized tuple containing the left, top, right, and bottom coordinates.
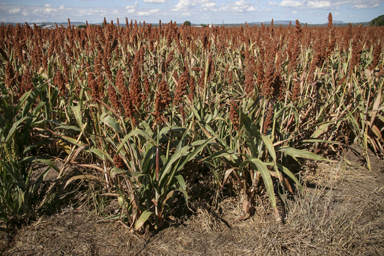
(1, 0, 383, 24)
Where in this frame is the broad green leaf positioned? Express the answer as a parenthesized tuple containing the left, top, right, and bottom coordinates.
(159, 145, 190, 183)
(32, 101, 46, 117)
(129, 129, 157, 146)
(241, 110, 263, 155)
(202, 149, 238, 162)
(55, 133, 83, 147)
(15, 91, 32, 114)
(241, 159, 276, 210)
(134, 210, 153, 231)
(88, 148, 113, 163)
(190, 105, 201, 121)
(175, 175, 186, 191)
(71, 105, 83, 131)
(276, 164, 303, 190)
(311, 122, 332, 139)
(101, 114, 122, 133)
(278, 147, 331, 162)
(262, 135, 276, 164)
(4, 116, 30, 144)
(111, 167, 147, 177)
(116, 129, 157, 154)
(178, 138, 214, 173)
(55, 125, 82, 132)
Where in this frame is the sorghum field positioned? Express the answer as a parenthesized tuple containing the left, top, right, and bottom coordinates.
(1, 13, 384, 255)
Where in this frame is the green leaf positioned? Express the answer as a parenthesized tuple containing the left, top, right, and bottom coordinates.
(134, 210, 153, 231)
(241, 111, 262, 157)
(276, 164, 303, 190)
(190, 105, 201, 121)
(71, 105, 83, 131)
(101, 114, 122, 133)
(278, 147, 331, 162)
(262, 135, 276, 164)
(55, 125, 82, 132)
(129, 129, 157, 146)
(175, 175, 186, 191)
(300, 139, 339, 144)
(4, 116, 30, 144)
(159, 145, 190, 183)
(202, 149, 238, 162)
(241, 159, 277, 210)
(116, 129, 157, 155)
(55, 133, 83, 147)
(178, 138, 214, 173)
(311, 122, 332, 138)
(111, 167, 147, 178)
(15, 91, 32, 114)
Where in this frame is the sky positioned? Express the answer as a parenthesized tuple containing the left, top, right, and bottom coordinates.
(0, 0, 383, 24)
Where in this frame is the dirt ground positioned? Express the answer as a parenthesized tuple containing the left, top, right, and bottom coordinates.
(1, 150, 384, 256)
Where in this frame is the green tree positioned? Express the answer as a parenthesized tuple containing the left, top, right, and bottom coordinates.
(184, 21, 191, 26)
(370, 14, 384, 26)
(77, 24, 87, 29)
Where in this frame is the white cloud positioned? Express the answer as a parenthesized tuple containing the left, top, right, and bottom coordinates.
(143, 0, 166, 3)
(59, 5, 65, 9)
(137, 8, 159, 16)
(279, 0, 305, 8)
(45, 4, 51, 7)
(226, 0, 257, 12)
(292, 10, 297, 13)
(351, 4, 367, 8)
(9, 8, 20, 13)
(125, 1, 138, 13)
(172, 0, 198, 11)
(307, 1, 331, 8)
(201, 2, 216, 8)
(268, 1, 278, 6)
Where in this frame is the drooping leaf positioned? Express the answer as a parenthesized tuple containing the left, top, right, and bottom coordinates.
(278, 147, 332, 162)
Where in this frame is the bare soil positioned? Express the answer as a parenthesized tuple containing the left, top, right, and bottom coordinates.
(1, 153, 384, 256)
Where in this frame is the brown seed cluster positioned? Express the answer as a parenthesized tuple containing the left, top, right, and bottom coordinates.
(0, 17, 382, 134)
(230, 99, 239, 130)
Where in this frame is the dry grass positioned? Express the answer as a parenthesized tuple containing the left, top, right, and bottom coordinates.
(3, 159, 383, 255)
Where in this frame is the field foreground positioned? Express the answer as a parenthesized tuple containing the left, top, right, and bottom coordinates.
(1, 155, 384, 255)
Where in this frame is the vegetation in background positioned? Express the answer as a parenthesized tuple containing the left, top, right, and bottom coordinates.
(370, 14, 384, 26)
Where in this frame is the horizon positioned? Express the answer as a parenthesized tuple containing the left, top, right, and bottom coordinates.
(1, 0, 382, 24)
(2, 19, 370, 25)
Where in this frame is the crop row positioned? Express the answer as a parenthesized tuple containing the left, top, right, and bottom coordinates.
(0, 14, 383, 229)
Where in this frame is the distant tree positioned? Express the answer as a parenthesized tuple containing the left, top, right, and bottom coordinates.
(77, 24, 87, 29)
(370, 15, 384, 26)
(201, 24, 207, 27)
(184, 21, 191, 26)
